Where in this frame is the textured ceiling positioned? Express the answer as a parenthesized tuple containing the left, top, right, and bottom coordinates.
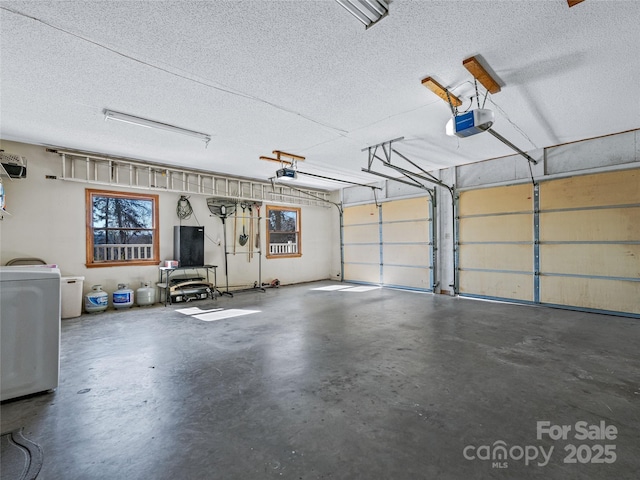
(1, 0, 639, 190)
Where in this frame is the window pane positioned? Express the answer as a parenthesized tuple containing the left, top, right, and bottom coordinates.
(92, 196, 108, 228)
(270, 232, 297, 244)
(104, 197, 153, 228)
(93, 230, 107, 245)
(269, 210, 297, 232)
(105, 230, 154, 244)
(87, 189, 159, 266)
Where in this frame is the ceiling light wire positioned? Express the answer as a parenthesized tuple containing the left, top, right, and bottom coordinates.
(486, 97, 538, 149)
(481, 90, 489, 109)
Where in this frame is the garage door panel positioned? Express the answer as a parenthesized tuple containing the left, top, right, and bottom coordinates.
(537, 169, 640, 317)
(540, 169, 640, 209)
(540, 208, 640, 242)
(459, 184, 534, 301)
(540, 244, 640, 278)
(540, 276, 640, 315)
(383, 244, 430, 266)
(459, 244, 533, 272)
(343, 244, 379, 265)
(380, 198, 433, 290)
(344, 197, 433, 290)
(382, 221, 430, 243)
(344, 204, 378, 225)
(459, 214, 533, 243)
(381, 197, 430, 221)
(344, 263, 379, 284)
(343, 223, 379, 244)
(460, 271, 534, 302)
(459, 184, 533, 216)
(383, 266, 430, 289)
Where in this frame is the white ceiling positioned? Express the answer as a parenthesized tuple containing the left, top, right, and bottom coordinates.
(1, 0, 639, 190)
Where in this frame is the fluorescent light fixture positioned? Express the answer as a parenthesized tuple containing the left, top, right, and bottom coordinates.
(104, 109, 211, 145)
(335, 0, 389, 29)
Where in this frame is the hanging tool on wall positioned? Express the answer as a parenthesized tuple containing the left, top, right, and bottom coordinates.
(249, 205, 253, 260)
(254, 203, 261, 252)
(233, 204, 238, 255)
(239, 203, 248, 246)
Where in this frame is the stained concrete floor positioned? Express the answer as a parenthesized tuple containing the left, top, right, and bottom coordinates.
(1, 281, 639, 480)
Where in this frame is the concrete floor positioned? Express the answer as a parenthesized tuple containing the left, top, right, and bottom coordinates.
(2, 281, 639, 479)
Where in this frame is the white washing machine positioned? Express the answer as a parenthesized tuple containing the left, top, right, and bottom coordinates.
(1, 266, 61, 401)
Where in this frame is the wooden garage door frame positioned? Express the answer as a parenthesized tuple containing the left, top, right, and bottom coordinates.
(343, 196, 435, 292)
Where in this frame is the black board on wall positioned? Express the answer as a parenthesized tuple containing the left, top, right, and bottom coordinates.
(174, 226, 204, 267)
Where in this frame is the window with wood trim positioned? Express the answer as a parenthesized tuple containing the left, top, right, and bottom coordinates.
(266, 205, 301, 258)
(86, 189, 159, 267)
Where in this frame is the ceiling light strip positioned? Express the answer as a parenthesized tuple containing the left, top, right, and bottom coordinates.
(336, 0, 370, 26)
(104, 109, 211, 144)
(335, 0, 388, 28)
(363, 0, 387, 16)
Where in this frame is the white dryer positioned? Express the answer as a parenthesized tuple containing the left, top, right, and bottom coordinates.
(1, 266, 61, 401)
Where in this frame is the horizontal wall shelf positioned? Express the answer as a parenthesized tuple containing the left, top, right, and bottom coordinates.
(56, 150, 331, 207)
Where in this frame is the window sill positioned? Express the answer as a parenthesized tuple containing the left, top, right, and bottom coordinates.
(266, 253, 302, 259)
(86, 260, 160, 268)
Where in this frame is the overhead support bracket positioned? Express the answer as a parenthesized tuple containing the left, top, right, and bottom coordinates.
(362, 168, 431, 192)
(389, 148, 451, 191)
(361, 137, 452, 193)
(487, 129, 539, 165)
(362, 136, 404, 170)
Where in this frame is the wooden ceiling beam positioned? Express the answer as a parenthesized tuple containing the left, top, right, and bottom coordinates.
(421, 77, 462, 107)
(462, 56, 501, 94)
(260, 156, 292, 166)
(568, 0, 585, 7)
(273, 150, 305, 161)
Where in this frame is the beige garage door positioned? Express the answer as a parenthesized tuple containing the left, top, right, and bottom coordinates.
(381, 197, 433, 290)
(539, 169, 640, 316)
(458, 183, 535, 302)
(343, 197, 434, 290)
(343, 203, 381, 284)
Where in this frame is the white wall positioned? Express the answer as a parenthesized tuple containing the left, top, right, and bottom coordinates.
(0, 140, 338, 300)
